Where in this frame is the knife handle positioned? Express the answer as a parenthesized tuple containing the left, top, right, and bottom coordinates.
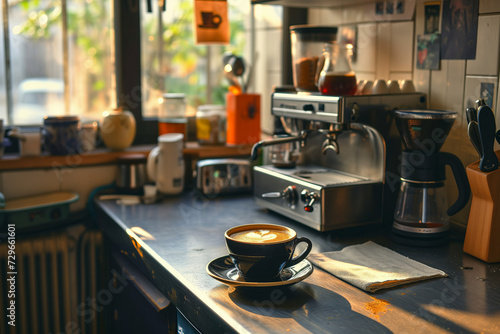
(466, 107, 477, 124)
(478, 105, 499, 172)
(468, 121, 482, 158)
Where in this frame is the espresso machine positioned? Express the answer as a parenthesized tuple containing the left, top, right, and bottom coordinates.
(251, 92, 427, 231)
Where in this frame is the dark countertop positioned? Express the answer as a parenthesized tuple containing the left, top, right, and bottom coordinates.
(95, 191, 500, 334)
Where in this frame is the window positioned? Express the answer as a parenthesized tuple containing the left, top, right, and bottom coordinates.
(140, 0, 249, 118)
(3, 0, 114, 126)
(1, 0, 251, 146)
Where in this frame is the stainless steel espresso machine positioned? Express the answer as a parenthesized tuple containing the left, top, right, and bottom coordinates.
(251, 92, 427, 231)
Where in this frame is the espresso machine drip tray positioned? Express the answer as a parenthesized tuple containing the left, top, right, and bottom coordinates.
(264, 165, 369, 187)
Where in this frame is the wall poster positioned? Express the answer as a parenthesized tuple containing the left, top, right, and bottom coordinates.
(440, 0, 479, 60)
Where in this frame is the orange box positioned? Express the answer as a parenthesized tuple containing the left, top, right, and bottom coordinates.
(226, 92, 261, 146)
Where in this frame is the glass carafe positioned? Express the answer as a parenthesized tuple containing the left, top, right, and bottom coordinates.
(317, 42, 357, 96)
(393, 181, 450, 233)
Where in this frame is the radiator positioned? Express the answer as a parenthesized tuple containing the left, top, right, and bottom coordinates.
(0, 227, 105, 334)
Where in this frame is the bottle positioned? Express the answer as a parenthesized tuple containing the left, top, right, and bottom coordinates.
(158, 93, 187, 138)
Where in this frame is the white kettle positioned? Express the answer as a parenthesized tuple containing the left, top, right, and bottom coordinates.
(147, 133, 185, 195)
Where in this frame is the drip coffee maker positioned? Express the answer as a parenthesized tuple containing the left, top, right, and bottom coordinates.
(392, 110, 470, 246)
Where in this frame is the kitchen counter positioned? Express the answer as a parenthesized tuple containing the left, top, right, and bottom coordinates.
(95, 191, 500, 334)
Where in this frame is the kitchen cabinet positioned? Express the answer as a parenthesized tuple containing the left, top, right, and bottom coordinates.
(108, 248, 176, 334)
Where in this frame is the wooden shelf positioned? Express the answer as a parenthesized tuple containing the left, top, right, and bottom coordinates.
(0, 142, 252, 171)
(252, 0, 376, 8)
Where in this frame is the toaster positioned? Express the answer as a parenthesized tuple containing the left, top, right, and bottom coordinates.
(195, 158, 252, 195)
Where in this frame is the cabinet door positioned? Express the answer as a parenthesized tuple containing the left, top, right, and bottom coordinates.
(109, 250, 176, 334)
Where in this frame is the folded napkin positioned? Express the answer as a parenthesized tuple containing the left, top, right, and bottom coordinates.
(308, 241, 447, 292)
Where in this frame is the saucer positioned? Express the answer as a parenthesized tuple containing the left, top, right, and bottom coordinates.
(206, 255, 313, 288)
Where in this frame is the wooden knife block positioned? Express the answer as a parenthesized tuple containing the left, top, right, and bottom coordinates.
(463, 151, 500, 263)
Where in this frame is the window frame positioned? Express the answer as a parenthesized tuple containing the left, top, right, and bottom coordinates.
(115, 0, 158, 145)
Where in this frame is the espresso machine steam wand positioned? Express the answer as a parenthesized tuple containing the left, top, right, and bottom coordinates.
(250, 131, 308, 161)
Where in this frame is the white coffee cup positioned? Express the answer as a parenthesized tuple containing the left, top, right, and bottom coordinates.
(387, 80, 401, 94)
(400, 80, 416, 93)
(147, 133, 185, 195)
(372, 79, 388, 94)
(361, 80, 373, 95)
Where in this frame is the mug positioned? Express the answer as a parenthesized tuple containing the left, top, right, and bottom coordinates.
(200, 11, 222, 28)
(147, 133, 185, 195)
(225, 223, 313, 281)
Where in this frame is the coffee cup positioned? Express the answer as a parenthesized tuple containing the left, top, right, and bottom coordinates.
(225, 223, 313, 281)
(200, 11, 221, 28)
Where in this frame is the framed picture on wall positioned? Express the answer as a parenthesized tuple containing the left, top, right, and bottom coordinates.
(480, 83, 495, 108)
(441, 0, 479, 59)
(416, 34, 441, 70)
(424, 1, 440, 34)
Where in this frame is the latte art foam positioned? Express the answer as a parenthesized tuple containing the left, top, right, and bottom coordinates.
(230, 229, 292, 243)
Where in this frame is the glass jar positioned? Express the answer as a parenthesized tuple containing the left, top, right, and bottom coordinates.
(196, 105, 226, 145)
(317, 42, 357, 96)
(158, 93, 187, 137)
(290, 25, 338, 92)
(43, 116, 81, 155)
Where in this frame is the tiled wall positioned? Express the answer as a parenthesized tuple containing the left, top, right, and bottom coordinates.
(250, 5, 284, 135)
(254, 0, 500, 227)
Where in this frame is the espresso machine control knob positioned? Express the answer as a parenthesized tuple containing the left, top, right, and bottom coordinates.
(300, 190, 319, 212)
(262, 186, 298, 208)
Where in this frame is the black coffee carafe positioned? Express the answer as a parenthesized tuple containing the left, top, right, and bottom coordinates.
(392, 110, 471, 246)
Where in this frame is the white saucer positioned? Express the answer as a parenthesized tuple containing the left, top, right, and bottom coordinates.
(206, 255, 313, 288)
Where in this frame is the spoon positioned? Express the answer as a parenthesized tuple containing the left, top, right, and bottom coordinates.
(224, 55, 245, 93)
